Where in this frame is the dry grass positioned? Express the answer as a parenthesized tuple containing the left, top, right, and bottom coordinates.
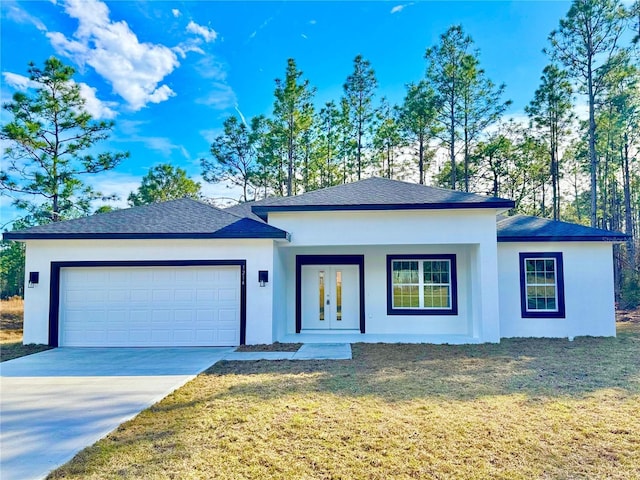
(1, 296, 24, 330)
(49, 321, 640, 480)
(0, 297, 51, 361)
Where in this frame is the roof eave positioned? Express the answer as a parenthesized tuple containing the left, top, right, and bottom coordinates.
(498, 235, 630, 243)
(253, 201, 516, 220)
(3, 232, 288, 241)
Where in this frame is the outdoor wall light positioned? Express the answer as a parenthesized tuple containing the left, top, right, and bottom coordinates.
(28, 271, 39, 288)
(258, 270, 269, 287)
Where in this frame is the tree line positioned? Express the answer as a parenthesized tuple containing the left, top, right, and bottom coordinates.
(1, 0, 639, 306)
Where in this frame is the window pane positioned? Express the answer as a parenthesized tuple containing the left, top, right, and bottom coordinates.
(392, 257, 453, 311)
(319, 271, 325, 321)
(394, 285, 419, 308)
(424, 285, 450, 308)
(336, 271, 342, 321)
(524, 257, 559, 312)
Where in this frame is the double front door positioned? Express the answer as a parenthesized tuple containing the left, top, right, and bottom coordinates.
(301, 265, 360, 330)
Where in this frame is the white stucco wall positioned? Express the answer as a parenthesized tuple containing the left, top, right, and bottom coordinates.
(497, 241, 616, 339)
(270, 208, 503, 343)
(22, 239, 276, 345)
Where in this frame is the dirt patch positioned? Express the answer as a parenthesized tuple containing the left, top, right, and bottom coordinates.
(235, 342, 303, 352)
(616, 306, 640, 323)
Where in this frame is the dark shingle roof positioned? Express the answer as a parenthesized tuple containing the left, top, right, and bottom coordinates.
(251, 177, 514, 219)
(3, 198, 288, 240)
(497, 215, 629, 242)
(224, 201, 266, 223)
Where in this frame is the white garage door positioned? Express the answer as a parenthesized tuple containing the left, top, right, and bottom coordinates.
(59, 266, 241, 347)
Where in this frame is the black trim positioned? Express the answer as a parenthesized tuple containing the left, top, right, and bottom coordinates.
(48, 260, 247, 347)
(253, 201, 514, 220)
(386, 254, 459, 316)
(519, 252, 565, 319)
(498, 235, 629, 243)
(295, 255, 365, 334)
(4, 231, 287, 240)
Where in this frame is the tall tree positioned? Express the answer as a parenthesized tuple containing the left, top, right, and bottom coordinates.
(203, 115, 265, 203)
(598, 55, 640, 269)
(525, 64, 575, 220)
(548, 0, 626, 227)
(343, 55, 378, 180)
(398, 81, 440, 184)
(314, 101, 343, 188)
(459, 59, 511, 192)
(272, 58, 315, 196)
(0, 234, 25, 298)
(425, 25, 475, 190)
(372, 99, 403, 179)
(129, 164, 201, 206)
(0, 57, 128, 224)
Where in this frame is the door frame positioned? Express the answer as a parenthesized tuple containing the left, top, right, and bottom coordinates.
(49, 260, 247, 347)
(295, 255, 365, 334)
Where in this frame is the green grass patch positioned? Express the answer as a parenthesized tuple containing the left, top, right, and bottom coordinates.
(49, 322, 640, 480)
(1, 341, 51, 362)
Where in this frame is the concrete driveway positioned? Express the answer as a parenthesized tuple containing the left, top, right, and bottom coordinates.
(0, 347, 233, 480)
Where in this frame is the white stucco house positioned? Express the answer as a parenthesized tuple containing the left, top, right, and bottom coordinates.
(4, 177, 628, 347)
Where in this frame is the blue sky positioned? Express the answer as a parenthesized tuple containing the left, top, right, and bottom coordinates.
(1, 0, 575, 216)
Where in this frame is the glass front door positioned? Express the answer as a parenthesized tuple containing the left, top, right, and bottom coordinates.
(301, 265, 359, 330)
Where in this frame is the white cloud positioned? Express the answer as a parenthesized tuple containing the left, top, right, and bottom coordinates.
(77, 82, 117, 119)
(2, 72, 117, 120)
(196, 82, 237, 110)
(116, 120, 190, 158)
(186, 20, 218, 43)
(4, 2, 47, 31)
(301, 33, 308, 40)
(2, 72, 37, 90)
(194, 174, 244, 204)
(173, 41, 205, 59)
(171, 8, 181, 18)
(391, 3, 413, 14)
(86, 171, 142, 209)
(47, 0, 179, 111)
(194, 56, 228, 80)
(200, 128, 223, 143)
(309, 19, 317, 25)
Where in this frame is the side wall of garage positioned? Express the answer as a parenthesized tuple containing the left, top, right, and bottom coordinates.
(22, 239, 276, 346)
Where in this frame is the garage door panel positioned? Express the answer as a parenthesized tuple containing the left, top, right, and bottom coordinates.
(218, 329, 238, 343)
(59, 265, 241, 347)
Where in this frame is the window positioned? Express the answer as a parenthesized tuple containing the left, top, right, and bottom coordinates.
(387, 254, 458, 315)
(519, 252, 565, 318)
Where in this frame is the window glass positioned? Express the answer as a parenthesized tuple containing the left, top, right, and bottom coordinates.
(519, 252, 564, 318)
(524, 258, 557, 312)
(391, 259, 451, 310)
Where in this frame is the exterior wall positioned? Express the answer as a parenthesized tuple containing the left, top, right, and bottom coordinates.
(497, 241, 616, 339)
(22, 239, 276, 345)
(270, 207, 503, 343)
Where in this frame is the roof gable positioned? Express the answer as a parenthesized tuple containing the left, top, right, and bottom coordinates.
(251, 177, 514, 219)
(497, 215, 629, 242)
(4, 198, 288, 240)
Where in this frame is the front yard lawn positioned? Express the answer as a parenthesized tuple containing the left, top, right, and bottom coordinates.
(50, 321, 640, 479)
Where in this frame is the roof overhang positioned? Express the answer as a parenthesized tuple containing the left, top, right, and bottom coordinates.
(2, 231, 289, 241)
(498, 235, 630, 243)
(252, 201, 516, 221)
